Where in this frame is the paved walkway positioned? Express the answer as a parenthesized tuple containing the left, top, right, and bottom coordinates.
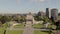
(23, 26, 34, 34)
(23, 21, 34, 34)
(34, 29, 50, 31)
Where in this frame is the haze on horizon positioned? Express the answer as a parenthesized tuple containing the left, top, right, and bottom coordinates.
(0, 0, 60, 14)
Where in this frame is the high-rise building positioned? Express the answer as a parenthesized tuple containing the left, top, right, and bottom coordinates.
(58, 13, 60, 16)
(51, 8, 58, 21)
(46, 8, 51, 18)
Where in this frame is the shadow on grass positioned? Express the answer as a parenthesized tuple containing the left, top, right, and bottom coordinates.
(41, 31, 52, 34)
(34, 27, 44, 29)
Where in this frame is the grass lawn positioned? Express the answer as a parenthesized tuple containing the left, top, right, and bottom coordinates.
(14, 23, 25, 28)
(33, 23, 56, 29)
(6, 30, 23, 34)
(0, 27, 6, 34)
(34, 30, 48, 34)
(33, 24, 44, 28)
(51, 25, 56, 29)
(48, 24, 56, 29)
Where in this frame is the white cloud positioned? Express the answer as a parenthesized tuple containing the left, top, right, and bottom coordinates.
(30, 0, 49, 3)
(35, 0, 45, 2)
(16, 0, 20, 4)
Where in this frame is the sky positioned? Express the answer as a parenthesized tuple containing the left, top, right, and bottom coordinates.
(0, 0, 60, 14)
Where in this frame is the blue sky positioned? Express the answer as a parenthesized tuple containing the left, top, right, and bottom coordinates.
(0, 0, 60, 14)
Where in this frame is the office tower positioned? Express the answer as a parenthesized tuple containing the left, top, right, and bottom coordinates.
(46, 8, 51, 18)
(58, 13, 60, 16)
(51, 8, 58, 21)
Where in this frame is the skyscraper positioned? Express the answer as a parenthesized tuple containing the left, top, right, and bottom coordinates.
(46, 8, 51, 18)
(51, 8, 58, 21)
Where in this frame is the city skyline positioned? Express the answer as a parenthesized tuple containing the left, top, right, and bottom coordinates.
(0, 0, 60, 14)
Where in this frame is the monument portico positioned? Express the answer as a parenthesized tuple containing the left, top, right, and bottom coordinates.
(25, 12, 34, 25)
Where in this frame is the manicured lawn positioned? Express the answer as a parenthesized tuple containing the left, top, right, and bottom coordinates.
(14, 23, 25, 28)
(0, 27, 6, 34)
(51, 25, 56, 29)
(6, 30, 23, 34)
(33, 23, 56, 29)
(48, 24, 56, 29)
(33, 24, 44, 28)
(0, 23, 9, 34)
(34, 30, 48, 34)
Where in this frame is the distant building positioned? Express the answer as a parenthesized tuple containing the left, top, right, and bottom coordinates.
(46, 8, 51, 18)
(51, 8, 58, 21)
(25, 12, 34, 24)
(38, 11, 41, 16)
(58, 16, 60, 21)
(58, 13, 60, 16)
(32, 13, 37, 16)
(58, 13, 60, 21)
(38, 11, 45, 17)
(26, 12, 33, 21)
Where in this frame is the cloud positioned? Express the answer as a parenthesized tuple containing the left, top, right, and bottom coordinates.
(30, 0, 49, 3)
(35, 0, 45, 2)
(16, 0, 20, 4)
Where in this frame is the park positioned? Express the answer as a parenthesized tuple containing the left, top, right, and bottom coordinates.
(0, 13, 59, 34)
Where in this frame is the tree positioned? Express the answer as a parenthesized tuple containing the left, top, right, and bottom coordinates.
(34, 15, 39, 21)
(34, 15, 43, 21)
(55, 21, 60, 34)
(0, 16, 12, 24)
(18, 16, 25, 23)
(13, 16, 25, 23)
(0, 16, 6, 24)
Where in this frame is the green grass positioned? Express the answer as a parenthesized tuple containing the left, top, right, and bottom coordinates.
(14, 23, 25, 28)
(48, 24, 56, 29)
(0, 27, 6, 34)
(0, 23, 9, 34)
(33, 24, 44, 28)
(34, 30, 48, 34)
(6, 30, 23, 34)
(33, 23, 56, 29)
(51, 25, 56, 29)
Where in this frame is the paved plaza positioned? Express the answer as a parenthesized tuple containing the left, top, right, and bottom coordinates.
(23, 23, 34, 34)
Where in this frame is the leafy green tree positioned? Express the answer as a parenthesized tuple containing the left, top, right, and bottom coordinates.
(13, 16, 25, 23)
(34, 15, 39, 21)
(34, 15, 43, 21)
(18, 16, 25, 23)
(0, 16, 12, 24)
